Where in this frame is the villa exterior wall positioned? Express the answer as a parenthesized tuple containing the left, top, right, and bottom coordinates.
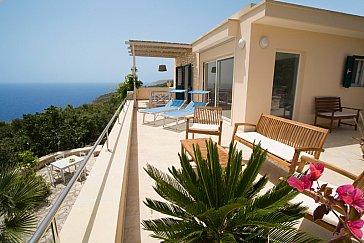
(190, 1, 364, 126)
(198, 39, 236, 88)
(245, 24, 364, 124)
(175, 52, 198, 90)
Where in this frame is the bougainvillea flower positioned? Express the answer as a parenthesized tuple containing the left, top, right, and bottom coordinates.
(347, 219, 364, 239)
(288, 175, 312, 192)
(337, 185, 364, 212)
(301, 174, 313, 189)
(309, 163, 324, 181)
(288, 177, 305, 192)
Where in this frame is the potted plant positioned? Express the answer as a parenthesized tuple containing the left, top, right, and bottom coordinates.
(142, 140, 322, 242)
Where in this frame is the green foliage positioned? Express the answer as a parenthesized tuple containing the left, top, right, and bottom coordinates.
(0, 165, 49, 242)
(17, 150, 39, 169)
(114, 66, 143, 102)
(143, 140, 324, 242)
(0, 99, 117, 166)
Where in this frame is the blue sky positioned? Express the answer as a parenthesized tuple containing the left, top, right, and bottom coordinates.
(0, 0, 363, 85)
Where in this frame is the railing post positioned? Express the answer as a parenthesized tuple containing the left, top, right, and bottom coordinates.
(51, 218, 60, 243)
(106, 130, 111, 152)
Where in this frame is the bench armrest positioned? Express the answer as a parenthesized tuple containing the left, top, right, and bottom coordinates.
(289, 147, 325, 175)
(234, 122, 257, 128)
(341, 107, 361, 114)
(231, 122, 256, 144)
(296, 156, 357, 180)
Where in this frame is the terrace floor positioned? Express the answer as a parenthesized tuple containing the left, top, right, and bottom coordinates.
(123, 101, 364, 242)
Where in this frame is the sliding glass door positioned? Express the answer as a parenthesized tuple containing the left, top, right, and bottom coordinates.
(270, 52, 300, 119)
(204, 57, 234, 118)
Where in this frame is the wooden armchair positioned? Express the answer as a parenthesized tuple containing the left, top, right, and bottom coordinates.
(185, 106, 223, 145)
(314, 97, 361, 132)
(292, 156, 364, 232)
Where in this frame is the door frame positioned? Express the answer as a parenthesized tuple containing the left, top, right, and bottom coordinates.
(202, 54, 235, 108)
(272, 51, 302, 120)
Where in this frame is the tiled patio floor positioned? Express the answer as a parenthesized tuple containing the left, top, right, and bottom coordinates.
(124, 101, 363, 242)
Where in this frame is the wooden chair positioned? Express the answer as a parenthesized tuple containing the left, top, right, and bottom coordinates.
(292, 156, 364, 232)
(185, 106, 223, 145)
(314, 97, 361, 132)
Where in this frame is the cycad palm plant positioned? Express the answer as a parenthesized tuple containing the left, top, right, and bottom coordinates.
(143, 140, 323, 242)
(0, 165, 48, 242)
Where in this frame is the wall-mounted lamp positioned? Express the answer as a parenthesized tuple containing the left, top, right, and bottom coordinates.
(211, 67, 216, 73)
(238, 37, 246, 49)
(259, 36, 269, 49)
(158, 64, 167, 72)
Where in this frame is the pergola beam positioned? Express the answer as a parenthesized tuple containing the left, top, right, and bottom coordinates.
(125, 39, 192, 58)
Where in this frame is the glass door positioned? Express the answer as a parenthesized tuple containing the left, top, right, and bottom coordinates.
(217, 57, 234, 118)
(204, 61, 217, 106)
(203, 57, 234, 118)
(270, 52, 300, 119)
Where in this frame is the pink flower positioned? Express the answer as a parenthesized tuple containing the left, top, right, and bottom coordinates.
(347, 219, 364, 239)
(288, 175, 312, 192)
(301, 174, 313, 189)
(336, 185, 364, 212)
(309, 163, 324, 181)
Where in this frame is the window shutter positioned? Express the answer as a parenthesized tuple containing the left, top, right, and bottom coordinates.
(343, 56, 355, 88)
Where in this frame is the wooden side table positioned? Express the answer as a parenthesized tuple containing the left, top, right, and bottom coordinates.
(180, 138, 229, 167)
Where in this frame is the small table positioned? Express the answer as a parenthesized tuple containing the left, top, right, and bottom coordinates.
(180, 138, 229, 167)
(51, 155, 84, 184)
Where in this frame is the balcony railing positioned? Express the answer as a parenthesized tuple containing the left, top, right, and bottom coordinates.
(29, 96, 130, 243)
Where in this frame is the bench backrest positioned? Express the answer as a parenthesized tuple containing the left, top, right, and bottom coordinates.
(315, 97, 342, 113)
(256, 114, 329, 158)
(193, 106, 222, 125)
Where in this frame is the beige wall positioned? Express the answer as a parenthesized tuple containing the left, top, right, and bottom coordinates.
(246, 24, 364, 124)
(136, 87, 169, 100)
(197, 39, 235, 103)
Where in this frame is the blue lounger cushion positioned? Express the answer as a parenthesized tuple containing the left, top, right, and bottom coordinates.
(163, 101, 207, 119)
(139, 100, 185, 114)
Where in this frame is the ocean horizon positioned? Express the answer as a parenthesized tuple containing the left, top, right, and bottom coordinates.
(0, 82, 118, 123)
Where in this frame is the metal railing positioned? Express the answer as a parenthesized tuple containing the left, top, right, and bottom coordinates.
(29, 97, 130, 243)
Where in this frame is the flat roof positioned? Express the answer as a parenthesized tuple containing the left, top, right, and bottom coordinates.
(125, 40, 192, 58)
(192, 0, 364, 44)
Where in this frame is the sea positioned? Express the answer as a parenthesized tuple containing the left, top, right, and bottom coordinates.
(0, 82, 118, 123)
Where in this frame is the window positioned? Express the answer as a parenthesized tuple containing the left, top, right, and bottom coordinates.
(352, 58, 364, 87)
(343, 55, 364, 88)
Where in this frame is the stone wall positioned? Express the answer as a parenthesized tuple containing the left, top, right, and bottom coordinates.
(175, 52, 199, 90)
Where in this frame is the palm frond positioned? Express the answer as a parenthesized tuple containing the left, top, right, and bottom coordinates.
(144, 164, 193, 206)
(143, 198, 187, 219)
(234, 143, 267, 198)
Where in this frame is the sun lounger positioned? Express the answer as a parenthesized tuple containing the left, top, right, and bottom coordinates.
(139, 99, 186, 123)
(162, 101, 208, 130)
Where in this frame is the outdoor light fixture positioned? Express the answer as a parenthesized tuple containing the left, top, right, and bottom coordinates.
(211, 67, 216, 73)
(158, 65, 167, 72)
(238, 37, 246, 49)
(259, 36, 269, 49)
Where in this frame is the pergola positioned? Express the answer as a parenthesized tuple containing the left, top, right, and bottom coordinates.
(125, 40, 192, 58)
(125, 40, 192, 104)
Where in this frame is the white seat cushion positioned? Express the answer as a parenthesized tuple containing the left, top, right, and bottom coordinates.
(318, 111, 357, 117)
(291, 193, 338, 226)
(189, 123, 219, 132)
(235, 132, 313, 162)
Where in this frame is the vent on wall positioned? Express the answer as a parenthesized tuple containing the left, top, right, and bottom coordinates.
(343, 55, 364, 88)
